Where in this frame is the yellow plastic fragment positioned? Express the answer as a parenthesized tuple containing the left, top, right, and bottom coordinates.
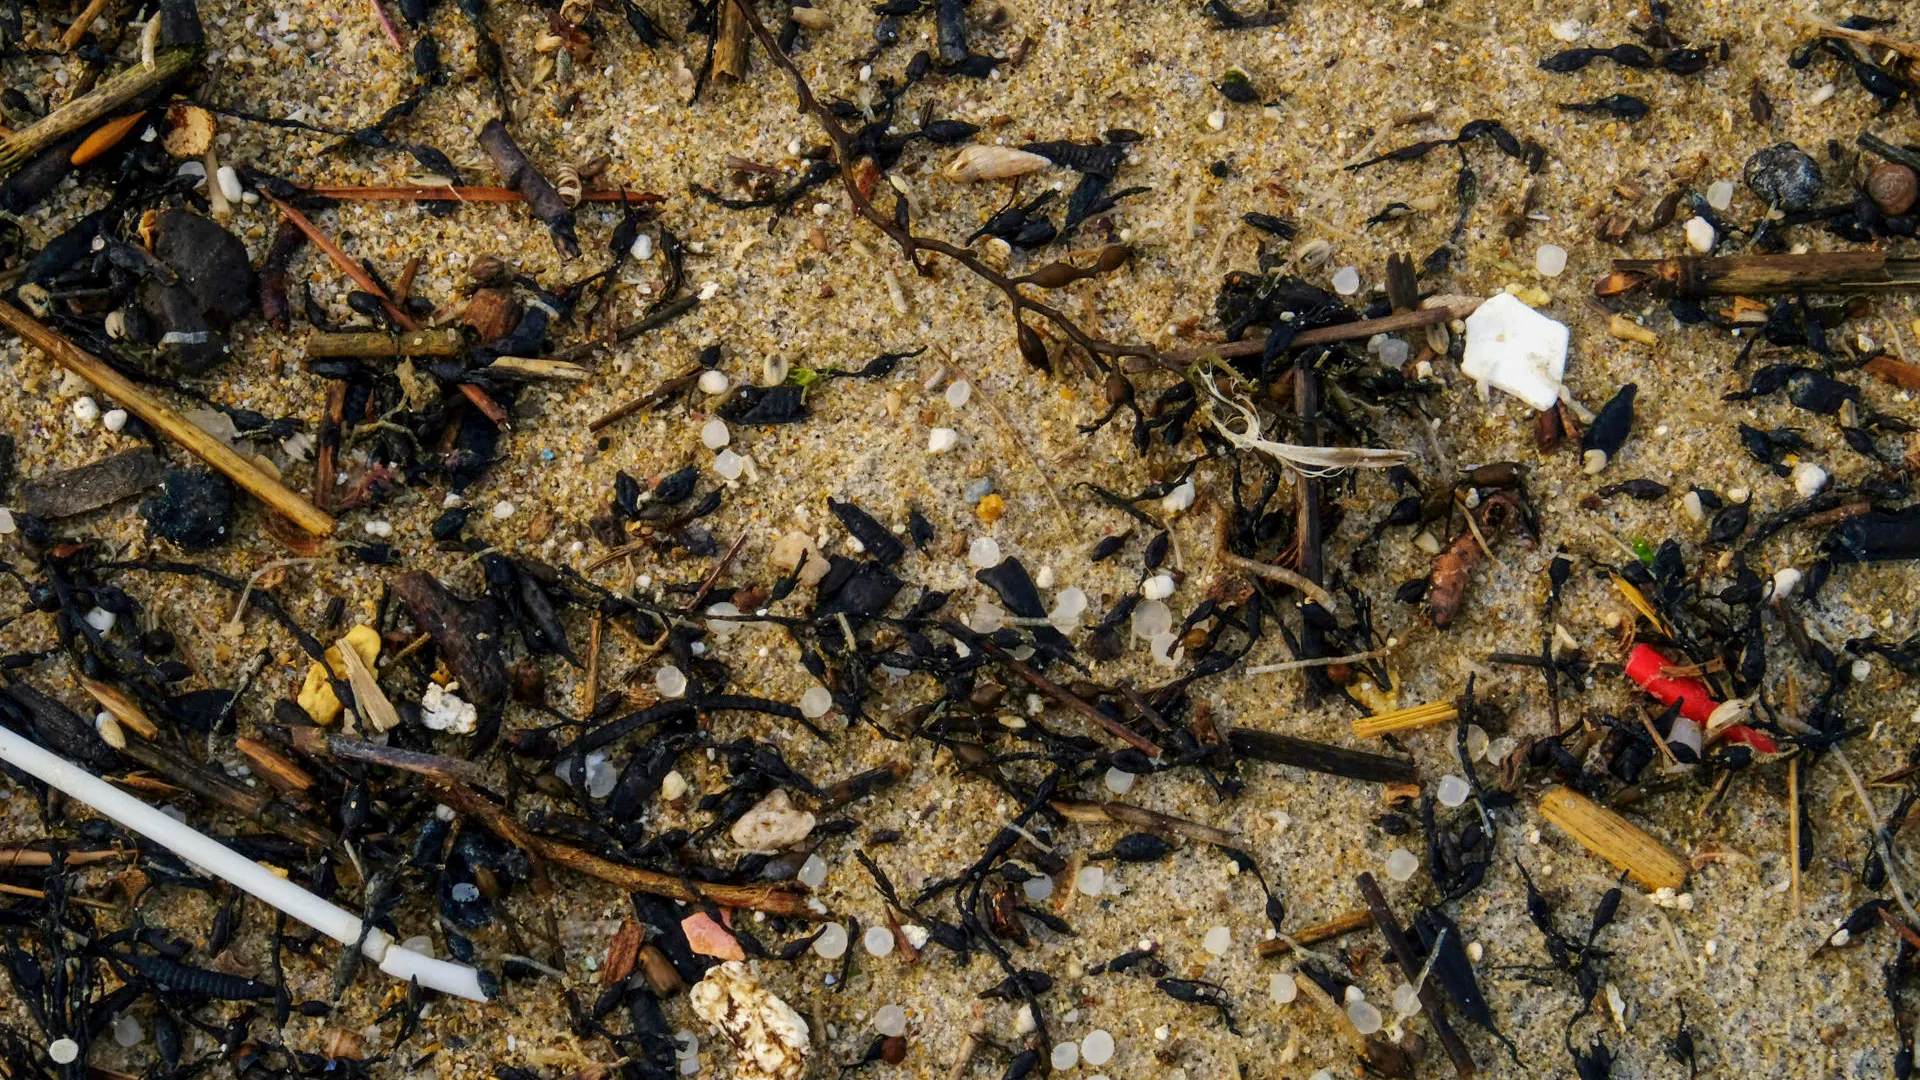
(297, 625, 381, 725)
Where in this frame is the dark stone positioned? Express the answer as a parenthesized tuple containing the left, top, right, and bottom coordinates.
(140, 468, 235, 550)
(1743, 142, 1821, 212)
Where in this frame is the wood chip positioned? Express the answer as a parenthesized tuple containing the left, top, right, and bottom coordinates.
(334, 637, 401, 734)
(18, 448, 165, 519)
(1537, 785, 1688, 890)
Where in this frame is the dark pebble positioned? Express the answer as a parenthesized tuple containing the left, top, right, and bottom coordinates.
(1743, 142, 1821, 211)
(140, 468, 235, 550)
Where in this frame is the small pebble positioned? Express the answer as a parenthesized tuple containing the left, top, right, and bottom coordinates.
(661, 770, 688, 800)
(946, 380, 972, 407)
(1269, 973, 1297, 1005)
(927, 427, 959, 453)
(1347, 1000, 1384, 1035)
(1706, 179, 1735, 211)
(84, 608, 116, 633)
(863, 925, 895, 956)
(102, 408, 128, 432)
(968, 536, 1002, 568)
(698, 369, 730, 395)
(1385, 848, 1418, 881)
(1203, 926, 1232, 955)
(1331, 266, 1361, 295)
(631, 233, 654, 260)
(700, 418, 730, 449)
(1791, 460, 1827, 498)
(962, 477, 995, 505)
(1076, 865, 1105, 896)
(72, 396, 100, 423)
(492, 500, 515, 519)
(655, 665, 688, 698)
(1161, 479, 1196, 514)
(800, 685, 833, 719)
(1744, 142, 1823, 211)
(1104, 767, 1136, 795)
(215, 165, 243, 203)
(1534, 244, 1568, 277)
(874, 1004, 907, 1037)
(1206, 109, 1226, 130)
(1014, 1005, 1037, 1035)
(798, 853, 828, 888)
(1436, 775, 1471, 807)
(48, 1039, 78, 1066)
(1684, 216, 1715, 253)
(813, 922, 849, 960)
(1081, 1029, 1116, 1066)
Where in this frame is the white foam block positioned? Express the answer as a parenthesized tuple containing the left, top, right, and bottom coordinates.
(1460, 292, 1568, 411)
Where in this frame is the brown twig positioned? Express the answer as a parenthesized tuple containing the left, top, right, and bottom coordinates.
(957, 627, 1162, 757)
(0, 847, 128, 869)
(1048, 799, 1235, 846)
(0, 300, 336, 536)
(684, 533, 749, 614)
(259, 191, 418, 331)
(60, 0, 114, 50)
(303, 185, 663, 203)
(1254, 909, 1373, 957)
(1356, 872, 1478, 1078)
(429, 779, 809, 915)
(588, 364, 705, 432)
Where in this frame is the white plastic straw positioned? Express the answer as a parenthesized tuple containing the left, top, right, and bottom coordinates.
(0, 723, 488, 1002)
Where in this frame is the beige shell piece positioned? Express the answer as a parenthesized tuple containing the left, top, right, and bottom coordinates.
(689, 962, 810, 1080)
(944, 145, 1051, 182)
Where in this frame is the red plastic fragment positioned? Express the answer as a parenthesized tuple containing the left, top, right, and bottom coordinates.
(1623, 644, 1777, 754)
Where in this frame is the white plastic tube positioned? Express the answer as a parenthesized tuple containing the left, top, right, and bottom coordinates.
(0, 724, 488, 1002)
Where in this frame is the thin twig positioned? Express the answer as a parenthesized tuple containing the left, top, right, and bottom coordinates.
(1222, 552, 1340, 610)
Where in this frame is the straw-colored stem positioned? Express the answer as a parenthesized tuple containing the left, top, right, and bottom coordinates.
(1352, 701, 1457, 739)
(1538, 785, 1687, 890)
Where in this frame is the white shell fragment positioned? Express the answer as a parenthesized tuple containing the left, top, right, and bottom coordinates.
(420, 681, 477, 734)
(729, 789, 817, 852)
(688, 961, 811, 1080)
(1460, 292, 1569, 410)
(945, 145, 1051, 182)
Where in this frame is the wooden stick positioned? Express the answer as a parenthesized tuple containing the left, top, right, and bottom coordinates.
(584, 612, 604, 717)
(306, 329, 464, 359)
(1153, 300, 1481, 367)
(1805, 19, 1920, 61)
(61, 0, 116, 51)
(258, 191, 418, 331)
(79, 678, 158, 739)
(714, 0, 752, 79)
(303, 185, 663, 204)
(1255, 909, 1374, 957)
(1357, 872, 1478, 1078)
(588, 364, 704, 432)
(234, 736, 316, 792)
(0, 46, 200, 175)
(1228, 727, 1418, 784)
(0, 300, 336, 536)
(1048, 799, 1236, 846)
(0, 847, 128, 869)
(284, 726, 488, 784)
(958, 629, 1163, 757)
(0, 882, 117, 910)
(1609, 252, 1920, 298)
(1538, 785, 1688, 890)
(429, 779, 809, 916)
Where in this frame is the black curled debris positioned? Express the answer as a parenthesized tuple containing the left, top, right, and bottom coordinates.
(139, 469, 235, 550)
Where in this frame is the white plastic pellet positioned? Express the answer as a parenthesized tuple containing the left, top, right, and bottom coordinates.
(1386, 848, 1419, 882)
(874, 1004, 907, 1037)
(660, 770, 688, 801)
(1668, 717, 1704, 758)
(1130, 600, 1172, 639)
(1684, 216, 1716, 253)
(927, 427, 959, 453)
(797, 853, 828, 888)
(1023, 874, 1055, 902)
(1706, 180, 1735, 211)
(1141, 574, 1176, 601)
(813, 922, 849, 959)
(1534, 244, 1568, 277)
(1465, 724, 1490, 761)
(1331, 266, 1361, 295)
(969, 537, 1002, 568)
(1792, 461, 1828, 498)
(1347, 1000, 1384, 1035)
(584, 753, 617, 799)
(1203, 926, 1232, 955)
(1269, 974, 1297, 1005)
(215, 165, 243, 204)
(698, 369, 730, 395)
(491, 500, 515, 519)
(700, 418, 730, 449)
(1392, 982, 1422, 1017)
(112, 1014, 143, 1048)
(1076, 865, 1105, 896)
(945, 380, 972, 408)
(103, 408, 128, 432)
(1081, 1029, 1116, 1066)
(1436, 774, 1471, 807)
(48, 1039, 79, 1065)
(863, 925, 895, 957)
(84, 608, 116, 633)
(631, 233, 654, 260)
(1104, 767, 1136, 795)
(713, 449, 745, 480)
(1051, 1042, 1080, 1071)
(800, 686, 834, 719)
(654, 665, 688, 698)
(970, 604, 1005, 633)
